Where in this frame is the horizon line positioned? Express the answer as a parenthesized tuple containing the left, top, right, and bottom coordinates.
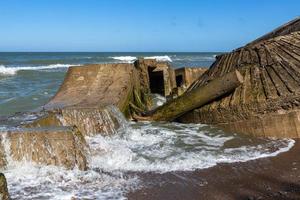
(0, 51, 226, 53)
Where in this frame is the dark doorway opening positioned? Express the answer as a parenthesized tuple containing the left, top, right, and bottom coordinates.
(148, 67, 165, 96)
(176, 75, 184, 87)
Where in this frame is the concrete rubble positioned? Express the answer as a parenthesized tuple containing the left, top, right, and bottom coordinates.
(178, 17, 300, 138)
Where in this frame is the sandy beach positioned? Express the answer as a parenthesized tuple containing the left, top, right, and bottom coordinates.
(128, 139, 300, 200)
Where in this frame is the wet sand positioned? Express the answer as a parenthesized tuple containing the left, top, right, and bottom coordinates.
(128, 139, 300, 200)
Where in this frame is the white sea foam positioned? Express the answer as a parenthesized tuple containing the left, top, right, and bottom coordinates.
(150, 93, 166, 109)
(144, 55, 172, 62)
(86, 122, 294, 172)
(3, 163, 139, 200)
(1, 110, 295, 199)
(110, 56, 137, 63)
(0, 64, 76, 75)
(110, 55, 173, 63)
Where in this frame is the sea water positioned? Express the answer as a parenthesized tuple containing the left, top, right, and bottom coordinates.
(0, 52, 218, 116)
(0, 112, 294, 199)
(0, 52, 295, 199)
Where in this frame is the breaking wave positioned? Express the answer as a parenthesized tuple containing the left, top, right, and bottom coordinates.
(144, 56, 172, 62)
(110, 56, 172, 63)
(1, 116, 295, 199)
(0, 64, 76, 75)
(87, 121, 295, 172)
(109, 56, 137, 63)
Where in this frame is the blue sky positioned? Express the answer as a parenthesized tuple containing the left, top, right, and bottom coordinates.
(0, 0, 299, 52)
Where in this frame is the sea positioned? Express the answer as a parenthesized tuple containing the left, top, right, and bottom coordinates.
(0, 52, 218, 116)
(0, 52, 295, 200)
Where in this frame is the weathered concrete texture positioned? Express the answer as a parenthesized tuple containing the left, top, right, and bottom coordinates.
(24, 111, 63, 128)
(26, 63, 144, 136)
(61, 106, 123, 136)
(135, 59, 176, 98)
(26, 106, 123, 136)
(0, 141, 6, 169)
(37, 60, 176, 129)
(44, 63, 139, 114)
(179, 18, 300, 138)
(0, 127, 88, 170)
(175, 67, 207, 88)
(172, 67, 207, 97)
(0, 173, 9, 200)
(218, 110, 300, 138)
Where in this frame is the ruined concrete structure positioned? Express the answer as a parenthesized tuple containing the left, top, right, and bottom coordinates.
(0, 59, 183, 170)
(175, 67, 207, 88)
(0, 127, 88, 170)
(179, 17, 300, 138)
(173, 67, 207, 97)
(142, 70, 243, 122)
(2, 18, 300, 182)
(135, 59, 177, 98)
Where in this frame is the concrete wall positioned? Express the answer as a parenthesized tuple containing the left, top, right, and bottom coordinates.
(218, 110, 300, 138)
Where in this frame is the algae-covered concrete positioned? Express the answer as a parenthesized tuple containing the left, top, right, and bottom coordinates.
(0, 173, 9, 200)
(139, 70, 243, 122)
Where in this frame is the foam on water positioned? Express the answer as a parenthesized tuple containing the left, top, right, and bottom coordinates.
(3, 163, 139, 200)
(0, 108, 295, 199)
(110, 56, 137, 63)
(87, 121, 294, 172)
(0, 64, 76, 75)
(110, 56, 172, 63)
(144, 56, 172, 62)
(149, 94, 167, 109)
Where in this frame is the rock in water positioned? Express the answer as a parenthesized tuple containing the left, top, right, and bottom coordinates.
(0, 173, 9, 200)
(179, 17, 300, 138)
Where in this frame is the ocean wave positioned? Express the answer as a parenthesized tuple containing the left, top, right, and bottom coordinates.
(109, 56, 137, 63)
(144, 56, 172, 62)
(0, 64, 76, 75)
(110, 55, 173, 63)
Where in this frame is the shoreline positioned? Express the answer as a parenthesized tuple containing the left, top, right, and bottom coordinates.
(128, 139, 300, 200)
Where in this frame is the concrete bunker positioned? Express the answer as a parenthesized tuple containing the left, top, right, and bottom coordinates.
(148, 66, 165, 96)
(175, 74, 184, 87)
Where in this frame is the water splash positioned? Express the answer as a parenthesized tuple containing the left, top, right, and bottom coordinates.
(85, 121, 294, 172)
(0, 108, 295, 199)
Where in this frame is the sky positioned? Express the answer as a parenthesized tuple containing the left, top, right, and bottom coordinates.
(0, 0, 299, 52)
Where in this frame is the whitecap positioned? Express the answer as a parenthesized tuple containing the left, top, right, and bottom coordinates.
(109, 56, 137, 63)
(144, 55, 172, 62)
(110, 55, 172, 63)
(0, 64, 77, 76)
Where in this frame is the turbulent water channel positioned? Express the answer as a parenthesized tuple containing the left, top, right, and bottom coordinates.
(0, 52, 295, 199)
